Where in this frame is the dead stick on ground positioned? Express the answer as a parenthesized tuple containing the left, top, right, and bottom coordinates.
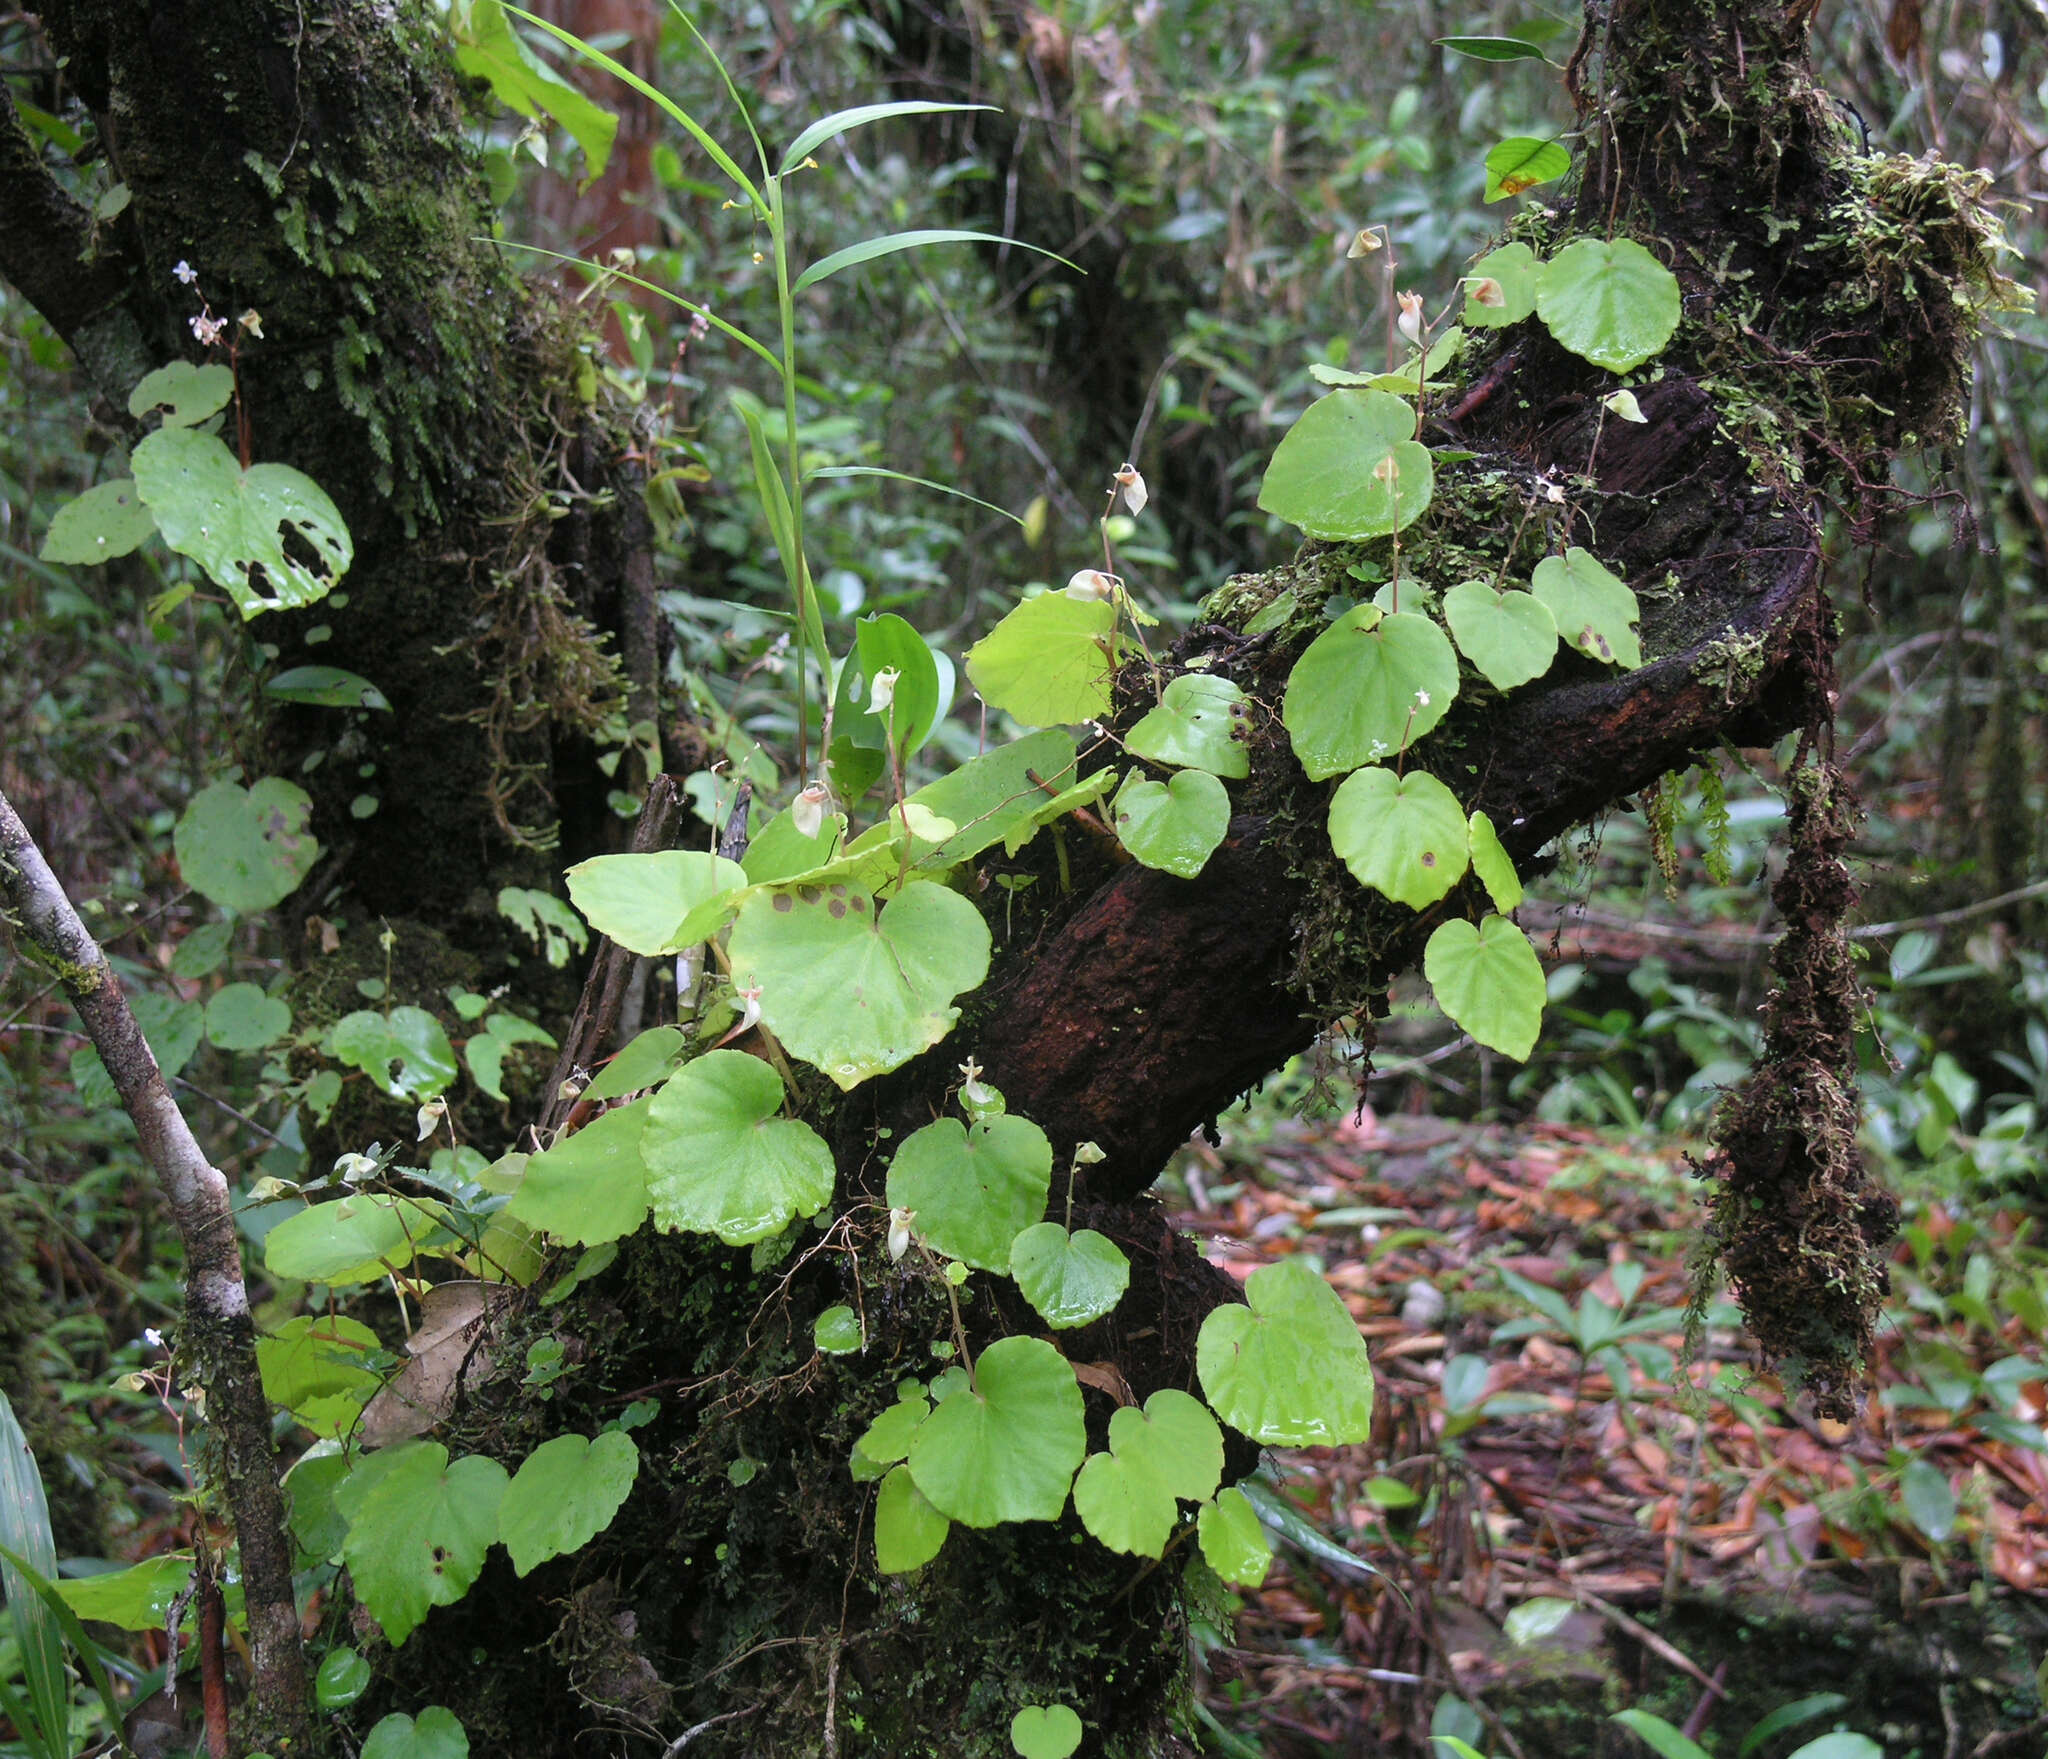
(0, 787, 312, 1751)
(1573, 1584, 1723, 1695)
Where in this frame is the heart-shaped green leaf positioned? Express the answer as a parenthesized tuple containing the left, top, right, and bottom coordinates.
(728, 880, 990, 1089)
(1441, 579, 1558, 692)
(875, 1464, 950, 1572)
(965, 590, 1120, 727)
(1010, 1704, 1084, 1759)
(1112, 769, 1230, 879)
(1530, 547, 1642, 668)
(908, 1336, 1085, 1526)
(359, 1706, 469, 1759)
(852, 1395, 931, 1472)
(1257, 388, 1434, 539)
(813, 1305, 864, 1354)
(507, 1096, 653, 1247)
(1461, 241, 1542, 329)
(1010, 1224, 1131, 1329)
(1196, 1258, 1375, 1446)
(202, 981, 292, 1051)
(173, 777, 320, 913)
(337, 1442, 507, 1645)
(128, 361, 236, 429)
(1327, 767, 1471, 909)
(1484, 137, 1570, 202)
(328, 1007, 459, 1101)
(257, 1315, 381, 1436)
(263, 1192, 455, 1286)
(838, 612, 948, 761)
(463, 1011, 555, 1104)
(1467, 811, 1524, 912)
(642, 1052, 834, 1244)
(886, 1113, 1052, 1271)
(1196, 1486, 1273, 1586)
(1124, 674, 1251, 778)
(564, 851, 749, 957)
(1283, 607, 1460, 780)
(498, 1431, 639, 1577)
(1535, 236, 1682, 373)
(40, 477, 158, 564)
(1424, 914, 1546, 1059)
(1072, 1390, 1224, 1557)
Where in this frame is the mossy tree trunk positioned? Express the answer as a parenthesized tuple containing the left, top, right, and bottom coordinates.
(0, 0, 1996, 1754)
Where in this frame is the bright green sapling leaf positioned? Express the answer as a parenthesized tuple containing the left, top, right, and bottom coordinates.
(1441, 579, 1558, 692)
(132, 426, 352, 617)
(337, 1442, 507, 1644)
(204, 982, 293, 1051)
(265, 665, 392, 711)
(1535, 237, 1682, 374)
(642, 1051, 834, 1244)
(1256, 388, 1434, 540)
(584, 1026, 687, 1100)
(728, 879, 990, 1089)
(1424, 914, 1546, 1059)
(1196, 1486, 1273, 1586)
(965, 591, 1120, 727)
(329, 1007, 460, 1101)
(1124, 674, 1250, 777)
(1484, 137, 1570, 202)
(1437, 33, 1550, 61)
(465, 1011, 556, 1103)
(908, 1335, 1086, 1526)
(1196, 1258, 1375, 1446)
(741, 804, 845, 884)
(1462, 241, 1541, 329)
(507, 1096, 653, 1247)
(1010, 1224, 1130, 1329)
(564, 850, 748, 957)
(1327, 767, 1471, 909)
(1466, 811, 1524, 912)
(897, 729, 1078, 868)
(263, 1192, 455, 1285)
(1529, 547, 1642, 668)
(315, 1646, 373, 1709)
(1282, 606, 1459, 780)
(453, 0, 617, 180)
(1073, 1389, 1223, 1557)
(359, 1704, 469, 1759)
(499, 1431, 640, 1576)
(874, 1464, 950, 1572)
(128, 360, 235, 428)
(174, 777, 320, 912)
(813, 1305, 863, 1354)
(886, 1113, 1052, 1271)
(1112, 769, 1230, 879)
(1010, 1704, 1084, 1759)
(257, 1314, 381, 1436)
(40, 477, 158, 563)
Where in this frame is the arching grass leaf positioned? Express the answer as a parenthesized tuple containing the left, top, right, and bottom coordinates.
(781, 101, 994, 173)
(1530, 547, 1642, 668)
(642, 1051, 834, 1244)
(1535, 236, 1682, 373)
(1124, 674, 1251, 778)
(1112, 769, 1230, 879)
(1257, 389, 1434, 540)
(1327, 767, 1470, 909)
(1196, 1258, 1375, 1445)
(499, 1431, 639, 1576)
(1424, 914, 1546, 1059)
(966, 591, 1120, 727)
(887, 1113, 1052, 1271)
(1010, 1224, 1130, 1329)
(1441, 579, 1557, 691)
(875, 1464, 950, 1572)
(908, 1336, 1085, 1526)
(1283, 607, 1459, 780)
(794, 229, 1075, 297)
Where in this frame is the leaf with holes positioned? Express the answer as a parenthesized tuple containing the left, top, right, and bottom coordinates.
(1283, 607, 1459, 781)
(132, 426, 351, 617)
(1327, 767, 1470, 910)
(1196, 1258, 1376, 1446)
(728, 879, 990, 1089)
(887, 1113, 1051, 1271)
(908, 1336, 1085, 1526)
(1530, 547, 1642, 668)
(1424, 914, 1546, 1059)
(1072, 1390, 1223, 1557)
(1196, 1487, 1272, 1586)
(128, 361, 236, 429)
(173, 777, 320, 913)
(1112, 769, 1230, 879)
(1257, 389, 1434, 540)
(965, 591, 1120, 727)
(1441, 580, 1558, 692)
(329, 1008, 459, 1101)
(1124, 674, 1250, 778)
(499, 1431, 639, 1576)
(1010, 1224, 1130, 1330)
(1535, 237, 1682, 373)
(1484, 137, 1570, 202)
(642, 1052, 834, 1244)
(41, 478, 158, 564)
(337, 1442, 507, 1645)
(507, 1096, 652, 1247)
(875, 1465, 950, 1572)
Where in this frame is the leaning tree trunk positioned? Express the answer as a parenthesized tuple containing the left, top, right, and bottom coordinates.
(0, 0, 2000, 1754)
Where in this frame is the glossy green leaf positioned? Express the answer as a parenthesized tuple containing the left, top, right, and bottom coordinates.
(315, 1646, 373, 1710)
(1196, 1486, 1273, 1586)
(338, 1441, 508, 1645)
(1257, 388, 1434, 540)
(728, 879, 990, 1089)
(1441, 579, 1558, 692)
(1785, 1736, 1882, 1759)
(1484, 137, 1570, 202)
(966, 591, 1120, 728)
(1327, 767, 1471, 909)
(1462, 241, 1542, 329)
(464, 1011, 555, 1103)
(886, 729, 1078, 870)
(507, 1096, 652, 1246)
(1010, 1704, 1084, 1759)
(781, 100, 994, 171)
(794, 229, 1073, 296)
(908, 1335, 1085, 1526)
(1738, 1696, 1850, 1758)
(1124, 674, 1250, 778)
(853, 1395, 931, 1471)
(1529, 547, 1642, 668)
(1899, 1457, 1956, 1543)
(257, 1314, 382, 1436)
(174, 777, 320, 912)
(1010, 1223, 1131, 1329)
(813, 1305, 863, 1354)
(564, 850, 748, 957)
(585, 1026, 687, 1101)
(887, 1113, 1052, 1272)
(1610, 1710, 1712, 1759)
(741, 803, 845, 884)
(133, 426, 351, 617)
(1504, 1596, 1575, 1645)
(875, 1464, 950, 1572)
(1437, 33, 1550, 61)
(1073, 1390, 1223, 1557)
(263, 1192, 454, 1285)
(1535, 236, 1682, 373)
(1112, 769, 1230, 879)
(329, 1007, 460, 1101)
(499, 1431, 639, 1576)
(643, 1051, 834, 1243)
(360, 1705, 470, 1759)
(204, 981, 293, 1051)
(1282, 606, 1460, 780)
(128, 360, 236, 428)
(54, 1553, 196, 1632)
(40, 477, 157, 564)
(1424, 914, 1546, 1059)
(1196, 1258, 1375, 1446)
(265, 665, 392, 711)
(843, 612, 947, 761)
(1467, 811, 1524, 913)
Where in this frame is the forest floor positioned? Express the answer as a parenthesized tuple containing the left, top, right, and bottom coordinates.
(1168, 1105, 2048, 1759)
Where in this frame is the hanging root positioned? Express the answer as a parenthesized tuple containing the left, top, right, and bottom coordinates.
(1694, 755, 1898, 1420)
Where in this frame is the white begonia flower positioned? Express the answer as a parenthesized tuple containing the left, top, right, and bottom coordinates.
(1065, 568, 1119, 602)
(1415, 688, 1431, 708)
(333, 1151, 378, 1182)
(1113, 462, 1148, 517)
(190, 313, 226, 347)
(791, 781, 832, 839)
(1396, 290, 1425, 347)
(143, 1327, 165, 1349)
(867, 667, 901, 715)
(887, 1207, 916, 1262)
(172, 260, 198, 285)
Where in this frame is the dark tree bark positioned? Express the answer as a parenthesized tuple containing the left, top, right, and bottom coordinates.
(0, 0, 1999, 1753)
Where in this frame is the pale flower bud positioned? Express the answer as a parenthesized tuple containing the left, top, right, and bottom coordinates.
(1602, 389, 1647, 423)
(1065, 569, 1119, 602)
(1396, 290, 1425, 348)
(888, 1207, 916, 1262)
(333, 1152, 378, 1182)
(1113, 462, 1148, 517)
(1373, 453, 1401, 487)
(1468, 276, 1505, 308)
(416, 1098, 447, 1142)
(791, 781, 831, 839)
(1346, 227, 1383, 259)
(238, 309, 264, 338)
(867, 667, 901, 715)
